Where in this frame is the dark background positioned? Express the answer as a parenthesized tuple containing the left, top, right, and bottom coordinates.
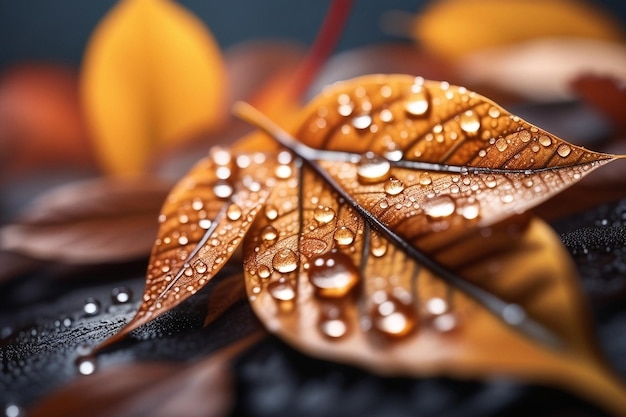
(1, 0, 626, 72)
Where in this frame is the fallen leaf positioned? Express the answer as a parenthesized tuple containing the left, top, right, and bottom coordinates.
(413, 0, 625, 60)
(29, 334, 262, 417)
(458, 38, 626, 101)
(99, 74, 626, 413)
(81, 0, 227, 175)
(0, 177, 171, 263)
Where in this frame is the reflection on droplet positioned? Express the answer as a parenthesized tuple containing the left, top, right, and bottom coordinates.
(213, 181, 233, 199)
(488, 106, 500, 118)
(419, 175, 432, 186)
(539, 135, 552, 147)
(227, 204, 242, 221)
(405, 91, 429, 116)
(557, 144, 572, 157)
(352, 114, 372, 130)
(357, 152, 390, 184)
(268, 280, 296, 301)
(370, 292, 416, 337)
(111, 287, 132, 304)
(495, 138, 508, 152)
(83, 298, 100, 316)
(333, 227, 355, 246)
(309, 251, 359, 298)
(384, 178, 405, 196)
(485, 175, 497, 188)
(76, 356, 97, 376)
(257, 265, 271, 279)
(423, 195, 456, 218)
(261, 225, 278, 244)
(314, 206, 335, 224)
(460, 110, 480, 134)
(272, 249, 299, 273)
(194, 261, 208, 274)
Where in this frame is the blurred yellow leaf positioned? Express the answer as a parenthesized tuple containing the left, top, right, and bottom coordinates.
(413, 0, 625, 59)
(81, 0, 227, 175)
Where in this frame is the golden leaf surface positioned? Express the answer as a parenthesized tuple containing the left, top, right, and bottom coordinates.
(100, 74, 626, 414)
(81, 0, 227, 175)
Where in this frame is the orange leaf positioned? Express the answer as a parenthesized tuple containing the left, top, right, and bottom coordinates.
(413, 0, 625, 60)
(81, 0, 227, 175)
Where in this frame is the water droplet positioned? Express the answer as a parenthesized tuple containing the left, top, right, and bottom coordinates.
(257, 265, 271, 279)
(370, 292, 416, 337)
(213, 181, 233, 199)
(333, 226, 355, 246)
(227, 204, 242, 221)
(261, 225, 278, 244)
(384, 149, 403, 162)
(432, 313, 458, 332)
(76, 356, 97, 376)
(370, 241, 387, 257)
(111, 287, 132, 304)
(265, 204, 278, 220)
(178, 235, 189, 245)
(194, 261, 207, 274)
(314, 206, 335, 224)
(379, 108, 393, 123)
(357, 152, 390, 184)
(502, 303, 526, 325)
(275, 164, 292, 179)
(460, 201, 480, 220)
(557, 144, 571, 157)
(83, 298, 100, 316)
(501, 194, 514, 203)
(495, 138, 508, 152)
(319, 307, 348, 339)
(423, 195, 456, 218)
(460, 110, 480, 134)
(199, 219, 212, 229)
(488, 106, 500, 118)
(425, 297, 449, 315)
(215, 166, 231, 180)
(272, 249, 299, 273)
(485, 175, 497, 188)
(384, 178, 405, 196)
(419, 175, 432, 186)
(211, 148, 232, 165)
(268, 280, 296, 301)
(538, 135, 552, 147)
(352, 114, 372, 130)
(404, 91, 429, 116)
(308, 251, 359, 298)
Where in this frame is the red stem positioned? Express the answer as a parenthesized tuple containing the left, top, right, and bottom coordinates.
(289, 0, 353, 99)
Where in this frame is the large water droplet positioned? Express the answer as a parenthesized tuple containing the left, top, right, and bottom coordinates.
(314, 206, 335, 224)
(83, 298, 101, 316)
(333, 226, 355, 246)
(111, 287, 132, 304)
(423, 195, 456, 218)
(370, 292, 416, 337)
(557, 144, 571, 157)
(272, 249, 299, 273)
(268, 280, 296, 302)
(384, 178, 405, 196)
(357, 152, 390, 184)
(309, 251, 359, 298)
(460, 110, 480, 134)
(404, 91, 429, 116)
(261, 225, 278, 244)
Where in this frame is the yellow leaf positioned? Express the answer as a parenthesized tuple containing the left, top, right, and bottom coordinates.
(413, 0, 626, 59)
(81, 0, 227, 175)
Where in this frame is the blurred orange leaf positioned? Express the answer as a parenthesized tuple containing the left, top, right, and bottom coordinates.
(81, 0, 227, 175)
(413, 0, 625, 60)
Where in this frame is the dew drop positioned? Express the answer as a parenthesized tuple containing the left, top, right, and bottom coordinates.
(384, 149, 403, 162)
(268, 280, 296, 302)
(333, 226, 355, 246)
(370, 292, 416, 337)
(488, 106, 500, 118)
(519, 130, 532, 142)
(379, 108, 393, 123)
(275, 164, 292, 179)
(178, 235, 189, 245)
(423, 195, 456, 218)
(308, 251, 359, 298)
(319, 316, 348, 339)
(352, 114, 372, 130)
(404, 91, 429, 116)
(199, 219, 212, 229)
(76, 356, 97, 376)
(539, 135, 552, 147)
(314, 206, 335, 224)
(432, 313, 458, 333)
(485, 175, 497, 188)
(425, 297, 448, 315)
(460, 110, 480, 134)
(265, 204, 278, 220)
(370, 241, 387, 257)
(83, 298, 101, 316)
(357, 152, 390, 184)
(213, 181, 233, 199)
(257, 265, 271, 279)
(227, 204, 242, 221)
(419, 175, 432, 186)
(211, 148, 232, 165)
(194, 261, 208, 274)
(557, 144, 571, 157)
(111, 287, 132, 304)
(384, 178, 405, 196)
(495, 138, 508, 152)
(261, 225, 278, 244)
(272, 249, 299, 273)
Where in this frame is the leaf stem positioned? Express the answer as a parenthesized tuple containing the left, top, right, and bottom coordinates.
(233, 101, 564, 351)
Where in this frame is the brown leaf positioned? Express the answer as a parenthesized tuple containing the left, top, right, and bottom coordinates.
(30, 334, 262, 417)
(0, 177, 170, 264)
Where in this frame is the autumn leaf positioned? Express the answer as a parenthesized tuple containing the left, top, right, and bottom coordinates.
(81, 0, 227, 175)
(98, 74, 626, 414)
(412, 0, 625, 60)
